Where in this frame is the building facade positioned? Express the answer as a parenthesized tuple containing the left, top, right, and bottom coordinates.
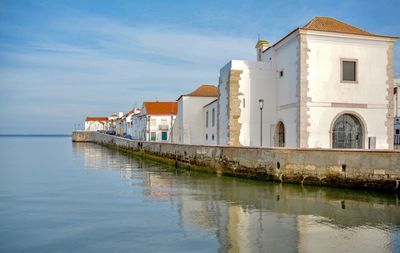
(173, 85, 218, 145)
(84, 117, 108, 131)
(132, 102, 177, 142)
(218, 17, 398, 149)
(203, 99, 218, 145)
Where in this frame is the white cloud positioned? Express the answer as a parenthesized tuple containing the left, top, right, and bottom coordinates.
(0, 15, 255, 133)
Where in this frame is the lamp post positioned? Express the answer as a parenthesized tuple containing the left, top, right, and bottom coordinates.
(258, 99, 264, 146)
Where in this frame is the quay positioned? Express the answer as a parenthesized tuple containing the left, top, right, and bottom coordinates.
(72, 131, 400, 193)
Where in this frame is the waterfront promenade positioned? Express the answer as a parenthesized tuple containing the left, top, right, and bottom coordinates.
(73, 131, 400, 193)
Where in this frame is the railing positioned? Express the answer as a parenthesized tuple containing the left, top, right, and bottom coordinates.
(394, 134, 400, 145)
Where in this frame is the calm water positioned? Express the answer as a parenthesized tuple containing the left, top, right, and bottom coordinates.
(0, 137, 399, 253)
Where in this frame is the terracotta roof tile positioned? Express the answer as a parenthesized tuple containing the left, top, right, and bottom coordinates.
(85, 117, 109, 121)
(186, 85, 218, 97)
(303, 17, 374, 36)
(144, 102, 178, 115)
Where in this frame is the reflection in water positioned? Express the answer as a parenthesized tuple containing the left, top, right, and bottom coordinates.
(73, 143, 400, 253)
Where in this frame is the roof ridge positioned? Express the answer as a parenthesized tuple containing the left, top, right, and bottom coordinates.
(302, 16, 374, 36)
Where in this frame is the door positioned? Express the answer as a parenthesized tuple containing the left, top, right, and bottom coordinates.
(161, 131, 168, 141)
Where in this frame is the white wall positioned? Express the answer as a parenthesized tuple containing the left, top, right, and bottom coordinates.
(132, 114, 175, 142)
(132, 115, 147, 140)
(305, 32, 394, 149)
(204, 100, 218, 145)
(273, 35, 300, 147)
(177, 96, 217, 145)
(218, 60, 277, 147)
(147, 115, 175, 142)
(84, 121, 106, 131)
(218, 62, 231, 146)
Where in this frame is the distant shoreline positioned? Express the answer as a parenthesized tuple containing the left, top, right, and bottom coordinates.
(0, 134, 71, 137)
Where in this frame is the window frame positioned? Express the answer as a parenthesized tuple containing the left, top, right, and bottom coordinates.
(212, 108, 215, 127)
(206, 110, 209, 128)
(340, 58, 358, 83)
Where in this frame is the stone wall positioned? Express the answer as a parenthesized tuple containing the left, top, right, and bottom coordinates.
(72, 131, 400, 193)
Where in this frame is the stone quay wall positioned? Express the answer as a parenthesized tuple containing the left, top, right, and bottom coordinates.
(72, 131, 400, 193)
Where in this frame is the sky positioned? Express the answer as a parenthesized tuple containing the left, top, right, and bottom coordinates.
(0, 0, 399, 134)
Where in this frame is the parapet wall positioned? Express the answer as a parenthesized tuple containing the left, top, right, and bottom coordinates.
(72, 131, 400, 193)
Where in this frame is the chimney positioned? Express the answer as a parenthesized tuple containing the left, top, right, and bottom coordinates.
(255, 39, 270, 61)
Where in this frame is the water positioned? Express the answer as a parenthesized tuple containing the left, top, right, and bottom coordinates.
(0, 136, 399, 253)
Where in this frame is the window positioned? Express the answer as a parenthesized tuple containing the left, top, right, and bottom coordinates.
(275, 122, 285, 147)
(212, 108, 215, 127)
(206, 111, 209, 128)
(396, 129, 400, 134)
(279, 70, 284, 78)
(332, 114, 363, 148)
(150, 119, 157, 127)
(150, 132, 156, 141)
(212, 134, 214, 141)
(206, 134, 208, 140)
(161, 131, 168, 141)
(243, 98, 245, 108)
(341, 60, 357, 82)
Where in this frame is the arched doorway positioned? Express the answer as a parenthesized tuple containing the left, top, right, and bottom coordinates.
(275, 121, 285, 147)
(332, 114, 363, 148)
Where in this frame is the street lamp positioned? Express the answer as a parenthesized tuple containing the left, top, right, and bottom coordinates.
(258, 99, 264, 146)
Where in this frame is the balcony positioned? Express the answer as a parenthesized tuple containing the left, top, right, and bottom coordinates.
(395, 134, 400, 145)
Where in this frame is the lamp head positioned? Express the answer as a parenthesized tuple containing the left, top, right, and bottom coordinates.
(258, 99, 264, 110)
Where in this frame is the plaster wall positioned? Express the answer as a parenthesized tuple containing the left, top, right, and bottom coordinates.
(84, 121, 106, 131)
(218, 60, 276, 147)
(177, 96, 217, 145)
(305, 32, 395, 149)
(218, 63, 231, 146)
(204, 100, 218, 145)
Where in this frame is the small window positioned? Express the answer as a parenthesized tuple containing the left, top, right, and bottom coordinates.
(279, 70, 284, 78)
(342, 60, 357, 82)
(212, 134, 214, 141)
(212, 108, 215, 127)
(243, 98, 245, 108)
(206, 111, 209, 128)
(206, 134, 208, 140)
(150, 132, 156, 141)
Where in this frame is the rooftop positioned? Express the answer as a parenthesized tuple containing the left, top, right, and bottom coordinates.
(180, 85, 218, 99)
(302, 17, 375, 36)
(144, 102, 178, 115)
(263, 16, 398, 53)
(85, 117, 108, 121)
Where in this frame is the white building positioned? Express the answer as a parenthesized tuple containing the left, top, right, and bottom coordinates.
(114, 112, 124, 135)
(116, 108, 141, 137)
(203, 99, 218, 145)
(84, 117, 108, 131)
(174, 85, 218, 145)
(132, 102, 177, 142)
(218, 16, 398, 149)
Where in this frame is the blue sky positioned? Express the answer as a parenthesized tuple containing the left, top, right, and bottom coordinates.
(0, 0, 399, 134)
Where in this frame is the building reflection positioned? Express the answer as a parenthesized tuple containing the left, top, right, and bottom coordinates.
(73, 142, 400, 253)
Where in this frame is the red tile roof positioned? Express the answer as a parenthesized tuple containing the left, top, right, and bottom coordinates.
(144, 102, 178, 115)
(186, 85, 218, 97)
(303, 17, 374, 36)
(177, 84, 218, 100)
(85, 117, 108, 121)
(263, 16, 398, 53)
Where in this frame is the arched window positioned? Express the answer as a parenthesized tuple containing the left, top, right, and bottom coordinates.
(332, 114, 363, 148)
(275, 121, 285, 147)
